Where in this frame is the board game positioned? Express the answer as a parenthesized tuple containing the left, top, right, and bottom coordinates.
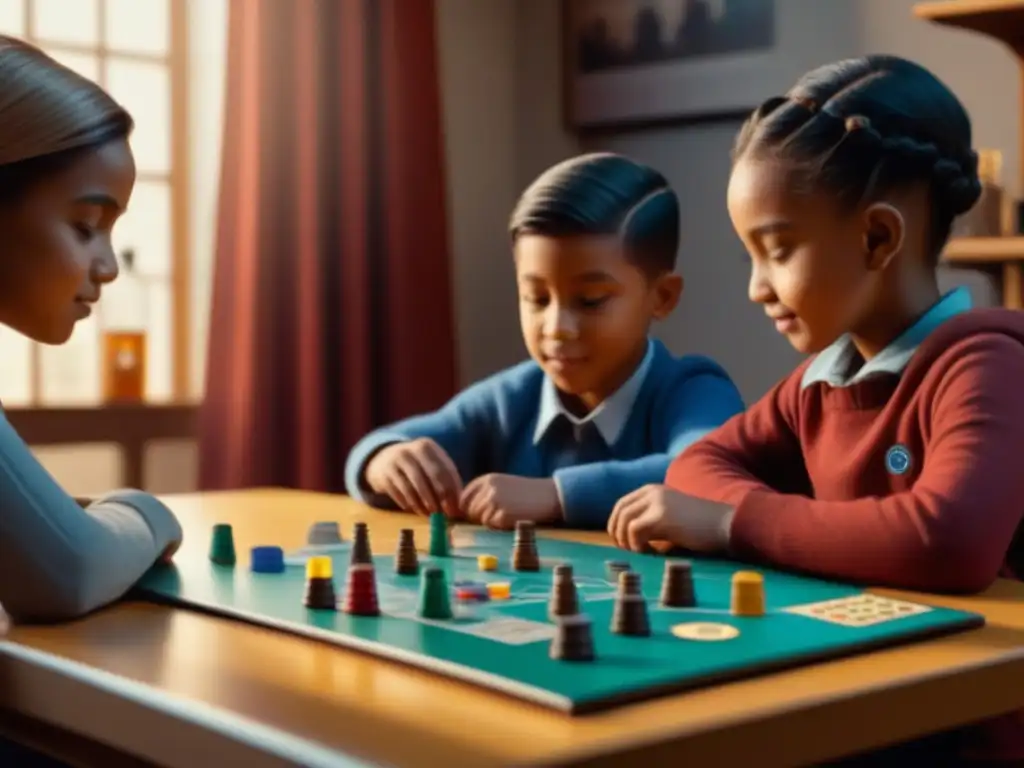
(134, 516, 984, 714)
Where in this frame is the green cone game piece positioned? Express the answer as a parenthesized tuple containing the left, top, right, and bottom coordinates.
(417, 567, 453, 619)
(209, 523, 236, 566)
(428, 512, 450, 557)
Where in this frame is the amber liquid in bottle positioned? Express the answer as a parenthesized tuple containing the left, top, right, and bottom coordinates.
(102, 248, 148, 403)
(103, 331, 147, 402)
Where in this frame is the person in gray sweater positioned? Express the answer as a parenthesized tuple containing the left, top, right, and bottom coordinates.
(0, 35, 183, 626)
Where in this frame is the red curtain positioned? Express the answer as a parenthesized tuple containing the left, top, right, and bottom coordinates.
(198, 0, 458, 491)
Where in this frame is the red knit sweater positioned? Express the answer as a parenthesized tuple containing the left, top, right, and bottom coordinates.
(667, 308, 1024, 761)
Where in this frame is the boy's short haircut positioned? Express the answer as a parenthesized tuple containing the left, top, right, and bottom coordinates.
(509, 153, 680, 275)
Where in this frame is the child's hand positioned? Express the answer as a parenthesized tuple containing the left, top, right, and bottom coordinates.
(608, 484, 733, 554)
(460, 474, 561, 529)
(364, 438, 463, 517)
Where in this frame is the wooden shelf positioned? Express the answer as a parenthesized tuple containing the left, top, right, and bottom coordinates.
(943, 236, 1024, 263)
(914, 1, 1024, 308)
(914, 0, 1024, 40)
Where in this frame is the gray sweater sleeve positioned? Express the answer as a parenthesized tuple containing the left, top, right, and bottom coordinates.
(0, 410, 183, 623)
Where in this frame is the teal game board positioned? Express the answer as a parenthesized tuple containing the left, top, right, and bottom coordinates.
(135, 524, 984, 714)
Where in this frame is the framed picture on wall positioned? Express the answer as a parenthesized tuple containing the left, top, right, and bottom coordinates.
(562, 0, 844, 130)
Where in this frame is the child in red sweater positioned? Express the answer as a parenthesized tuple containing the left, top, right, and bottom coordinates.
(607, 55, 1024, 764)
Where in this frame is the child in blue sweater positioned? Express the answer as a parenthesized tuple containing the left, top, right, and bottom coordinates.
(345, 153, 743, 529)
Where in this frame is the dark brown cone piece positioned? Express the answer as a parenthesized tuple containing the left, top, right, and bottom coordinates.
(303, 577, 337, 610)
(349, 521, 373, 566)
(548, 563, 579, 620)
(549, 613, 595, 661)
(660, 559, 696, 607)
(611, 570, 650, 636)
(395, 528, 419, 575)
(512, 520, 540, 571)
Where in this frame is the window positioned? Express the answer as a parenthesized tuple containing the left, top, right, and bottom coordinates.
(0, 0, 189, 406)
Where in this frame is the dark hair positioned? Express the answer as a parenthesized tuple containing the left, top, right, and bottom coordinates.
(733, 55, 981, 260)
(0, 35, 133, 203)
(509, 152, 680, 274)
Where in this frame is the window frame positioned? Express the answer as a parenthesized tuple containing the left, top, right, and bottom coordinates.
(18, 0, 192, 405)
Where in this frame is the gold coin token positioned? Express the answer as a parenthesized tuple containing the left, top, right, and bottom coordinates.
(670, 622, 740, 641)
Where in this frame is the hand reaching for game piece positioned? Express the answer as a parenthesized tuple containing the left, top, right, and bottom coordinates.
(364, 438, 463, 517)
(460, 474, 561, 530)
(608, 484, 734, 554)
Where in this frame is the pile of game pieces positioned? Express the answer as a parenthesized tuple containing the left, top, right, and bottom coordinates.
(548, 564, 579, 621)
(550, 614, 595, 662)
(611, 570, 650, 636)
(349, 522, 373, 565)
(209, 523, 236, 565)
(343, 563, 380, 615)
(395, 528, 419, 575)
(512, 520, 540, 571)
(660, 560, 696, 607)
(418, 566, 453, 619)
(304, 555, 337, 609)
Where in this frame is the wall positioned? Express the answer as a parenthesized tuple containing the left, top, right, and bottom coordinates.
(511, 0, 1016, 403)
(31, 0, 1023, 493)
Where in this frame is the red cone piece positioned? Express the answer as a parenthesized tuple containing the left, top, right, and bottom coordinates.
(343, 563, 380, 616)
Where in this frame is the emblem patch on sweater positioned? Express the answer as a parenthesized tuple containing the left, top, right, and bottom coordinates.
(885, 444, 912, 475)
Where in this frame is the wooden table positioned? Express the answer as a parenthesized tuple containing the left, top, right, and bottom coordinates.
(2, 489, 1024, 768)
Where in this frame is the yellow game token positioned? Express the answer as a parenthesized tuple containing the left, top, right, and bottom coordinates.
(478, 554, 498, 571)
(306, 555, 333, 580)
(671, 622, 740, 641)
(487, 581, 511, 599)
(731, 570, 765, 616)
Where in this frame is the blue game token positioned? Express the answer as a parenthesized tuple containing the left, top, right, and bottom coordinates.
(251, 545, 285, 573)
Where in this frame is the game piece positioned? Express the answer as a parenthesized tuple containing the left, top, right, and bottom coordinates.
(548, 564, 579, 621)
(342, 563, 380, 616)
(417, 566, 453, 619)
(209, 523, 236, 566)
(660, 560, 696, 608)
(611, 571, 650, 636)
(512, 520, 540, 571)
(477, 554, 498, 571)
(306, 521, 343, 547)
(349, 521, 373, 566)
(303, 556, 337, 610)
(671, 622, 740, 641)
(395, 528, 419, 575)
(250, 545, 285, 573)
(428, 512, 450, 557)
(455, 583, 489, 602)
(605, 560, 630, 582)
(486, 582, 511, 600)
(731, 571, 766, 616)
(550, 613, 595, 661)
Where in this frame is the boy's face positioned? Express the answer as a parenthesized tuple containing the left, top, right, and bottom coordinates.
(514, 234, 681, 407)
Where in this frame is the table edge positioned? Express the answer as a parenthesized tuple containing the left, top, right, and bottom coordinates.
(0, 641, 377, 768)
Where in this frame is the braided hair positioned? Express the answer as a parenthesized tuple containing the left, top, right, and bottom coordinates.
(733, 55, 981, 261)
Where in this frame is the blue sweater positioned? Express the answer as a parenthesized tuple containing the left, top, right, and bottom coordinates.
(344, 339, 744, 528)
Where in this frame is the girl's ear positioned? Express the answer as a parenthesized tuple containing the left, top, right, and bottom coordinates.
(861, 202, 905, 271)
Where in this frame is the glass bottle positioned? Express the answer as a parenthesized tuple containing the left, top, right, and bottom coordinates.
(101, 248, 148, 403)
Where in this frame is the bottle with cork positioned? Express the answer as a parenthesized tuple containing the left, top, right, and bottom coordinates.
(954, 148, 1005, 238)
(101, 248, 148, 403)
